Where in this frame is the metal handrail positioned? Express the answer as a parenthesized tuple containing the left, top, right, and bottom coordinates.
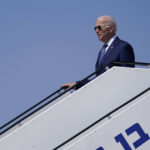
(113, 61, 150, 66)
(0, 61, 150, 135)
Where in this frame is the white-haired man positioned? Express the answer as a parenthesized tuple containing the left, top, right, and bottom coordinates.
(62, 15, 135, 89)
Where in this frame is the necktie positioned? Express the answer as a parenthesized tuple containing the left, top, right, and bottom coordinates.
(98, 44, 107, 66)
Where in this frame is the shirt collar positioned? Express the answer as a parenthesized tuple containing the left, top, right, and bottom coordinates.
(107, 35, 117, 47)
(105, 35, 117, 53)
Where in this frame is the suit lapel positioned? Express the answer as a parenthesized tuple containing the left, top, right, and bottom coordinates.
(103, 37, 120, 62)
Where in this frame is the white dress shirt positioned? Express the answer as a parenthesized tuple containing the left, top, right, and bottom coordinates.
(105, 35, 117, 53)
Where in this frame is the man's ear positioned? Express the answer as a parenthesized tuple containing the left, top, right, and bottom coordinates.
(109, 25, 114, 33)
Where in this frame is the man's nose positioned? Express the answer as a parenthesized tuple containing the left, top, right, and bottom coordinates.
(96, 28, 100, 33)
(95, 28, 99, 32)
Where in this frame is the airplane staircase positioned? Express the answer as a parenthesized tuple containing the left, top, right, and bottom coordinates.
(0, 62, 150, 150)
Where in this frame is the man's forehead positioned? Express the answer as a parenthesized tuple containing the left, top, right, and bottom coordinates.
(96, 19, 106, 25)
(96, 17, 107, 24)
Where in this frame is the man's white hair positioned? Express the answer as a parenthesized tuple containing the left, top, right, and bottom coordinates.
(97, 15, 117, 33)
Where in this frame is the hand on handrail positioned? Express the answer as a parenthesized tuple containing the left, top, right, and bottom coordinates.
(61, 82, 76, 90)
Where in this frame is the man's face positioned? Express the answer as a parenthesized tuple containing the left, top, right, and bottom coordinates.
(95, 18, 111, 43)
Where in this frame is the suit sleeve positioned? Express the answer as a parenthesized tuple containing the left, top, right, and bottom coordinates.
(75, 78, 91, 89)
(119, 44, 135, 67)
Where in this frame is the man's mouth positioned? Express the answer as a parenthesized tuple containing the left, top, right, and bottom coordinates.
(97, 34, 101, 37)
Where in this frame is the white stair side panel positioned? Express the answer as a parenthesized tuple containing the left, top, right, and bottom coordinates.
(61, 91, 150, 150)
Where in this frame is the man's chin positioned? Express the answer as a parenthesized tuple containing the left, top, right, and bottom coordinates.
(98, 37, 102, 41)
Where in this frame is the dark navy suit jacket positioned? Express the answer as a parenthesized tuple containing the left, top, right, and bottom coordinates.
(76, 37, 135, 89)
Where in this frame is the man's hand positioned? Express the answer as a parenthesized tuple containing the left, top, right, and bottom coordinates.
(61, 82, 76, 89)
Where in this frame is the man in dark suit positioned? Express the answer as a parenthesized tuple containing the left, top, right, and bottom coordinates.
(62, 16, 135, 89)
